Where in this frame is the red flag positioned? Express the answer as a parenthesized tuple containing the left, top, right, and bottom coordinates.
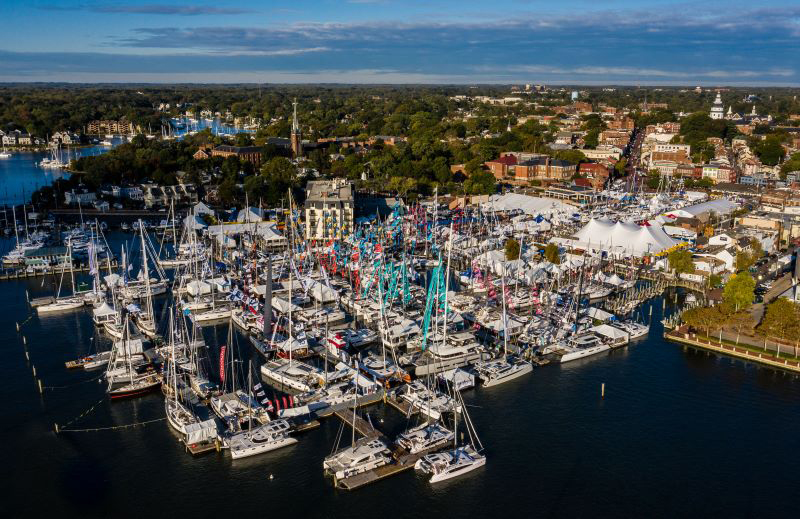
(219, 345, 227, 383)
(374, 243, 382, 253)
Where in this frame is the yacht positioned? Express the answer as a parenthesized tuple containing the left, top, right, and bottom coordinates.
(36, 296, 84, 314)
(557, 333, 611, 363)
(394, 381, 461, 421)
(228, 419, 297, 459)
(395, 421, 454, 455)
(323, 437, 392, 481)
(437, 368, 475, 392)
(260, 357, 324, 393)
(611, 320, 649, 340)
(413, 332, 485, 376)
(473, 357, 533, 388)
(210, 390, 270, 431)
(415, 444, 486, 483)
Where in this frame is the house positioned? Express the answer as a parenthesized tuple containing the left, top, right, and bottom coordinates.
(64, 189, 97, 206)
(51, 131, 80, 145)
(3, 130, 32, 146)
(193, 148, 211, 160)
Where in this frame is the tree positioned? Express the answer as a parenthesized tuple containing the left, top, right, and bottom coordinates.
(753, 136, 786, 166)
(723, 272, 755, 312)
(683, 306, 722, 337)
(463, 170, 496, 195)
(758, 298, 800, 343)
(735, 251, 755, 272)
(726, 310, 753, 345)
(668, 249, 694, 275)
(544, 243, 561, 264)
(505, 238, 520, 261)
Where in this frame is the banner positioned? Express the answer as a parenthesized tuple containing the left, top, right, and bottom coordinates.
(219, 345, 227, 383)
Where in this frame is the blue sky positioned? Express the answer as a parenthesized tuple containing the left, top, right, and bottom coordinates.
(1, 0, 798, 84)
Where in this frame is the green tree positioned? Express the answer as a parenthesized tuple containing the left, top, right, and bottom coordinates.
(753, 136, 786, 166)
(463, 170, 496, 195)
(668, 249, 694, 275)
(723, 272, 755, 311)
(544, 243, 561, 264)
(505, 238, 520, 261)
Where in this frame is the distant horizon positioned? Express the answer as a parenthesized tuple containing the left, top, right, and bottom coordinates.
(2, 1, 798, 85)
(0, 81, 798, 89)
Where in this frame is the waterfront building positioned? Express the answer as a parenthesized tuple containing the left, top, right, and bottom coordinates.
(305, 179, 354, 241)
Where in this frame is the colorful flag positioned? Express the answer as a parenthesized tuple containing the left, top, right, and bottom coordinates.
(219, 345, 227, 383)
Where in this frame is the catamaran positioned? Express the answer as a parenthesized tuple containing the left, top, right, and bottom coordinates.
(414, 389, 486, 483)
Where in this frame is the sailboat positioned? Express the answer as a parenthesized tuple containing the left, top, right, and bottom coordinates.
(36, 244, 84, 313)
(226, 360, 297, 459)
(473, 266, 533, 387)
(106, 315, 160, 399)
(0, 142, 10, 158)
(414, 389, 486, 483)
(164, 312, 201, 436)
(323, 369, 391, 481)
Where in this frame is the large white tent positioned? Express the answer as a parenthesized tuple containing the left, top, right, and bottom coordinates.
(481, 193, 572, 218)
(565, 218, 677, 257)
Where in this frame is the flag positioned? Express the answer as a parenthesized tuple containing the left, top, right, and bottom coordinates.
(256, 391, 265, 398)
(253, 383, 262, 391)
(219, 345, 227, 383)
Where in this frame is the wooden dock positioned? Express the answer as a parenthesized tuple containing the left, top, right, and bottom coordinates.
(335, 461, 415, 490)
(385, 394, 417, 416)
(333, 410, 380, 439)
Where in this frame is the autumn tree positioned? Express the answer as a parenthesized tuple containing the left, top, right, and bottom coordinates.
(723, 272, 755, 312)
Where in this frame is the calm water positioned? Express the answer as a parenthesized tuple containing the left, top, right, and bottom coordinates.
(2, 242, 799, 517)
(0, 144, 112, 205)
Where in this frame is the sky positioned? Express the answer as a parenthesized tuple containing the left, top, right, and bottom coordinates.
(1, 0, 799, 85)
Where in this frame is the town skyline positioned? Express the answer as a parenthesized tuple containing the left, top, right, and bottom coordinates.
(1, 0, 798, 85)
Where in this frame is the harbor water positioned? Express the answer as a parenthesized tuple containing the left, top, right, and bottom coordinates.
(0, 144, 112, 205)
(3, 239, 800, 517)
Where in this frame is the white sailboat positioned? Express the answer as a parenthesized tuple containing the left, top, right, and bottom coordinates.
(414, 389, 486, 483)
(36, 244, 84, 314)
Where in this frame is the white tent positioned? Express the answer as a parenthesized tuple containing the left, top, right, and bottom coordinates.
(570, 218, 677, 257)
(482, 193, 573, 217)
(92, 302, 117, 318)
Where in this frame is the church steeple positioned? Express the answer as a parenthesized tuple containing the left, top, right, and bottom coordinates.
(290, 98, 302, 158)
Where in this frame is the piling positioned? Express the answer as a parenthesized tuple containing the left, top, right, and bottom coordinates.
(24, 351, 29, 361)
(54, 423, 59, 434)
(37, 379, 43, 394)
(601, 383, 605, 398)
(32, 365, 36, 377)
(16, 321, 19, 332)
(23, 336, 26, 345)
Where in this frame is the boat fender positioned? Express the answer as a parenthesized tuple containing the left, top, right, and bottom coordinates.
(282, 396, 288, 409)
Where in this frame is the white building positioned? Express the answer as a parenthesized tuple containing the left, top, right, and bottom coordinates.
(304, 179, 354, 241)
(710, 91, 725, 120)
